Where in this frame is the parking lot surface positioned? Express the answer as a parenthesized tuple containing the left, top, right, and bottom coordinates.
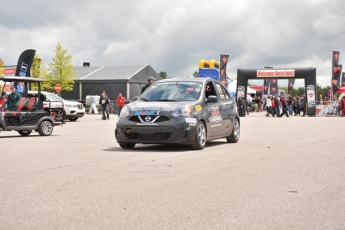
(1, 113, 344, 229)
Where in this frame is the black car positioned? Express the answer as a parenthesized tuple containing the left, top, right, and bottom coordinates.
(115, 78, 240, 150)
(0, 76, 64, 136)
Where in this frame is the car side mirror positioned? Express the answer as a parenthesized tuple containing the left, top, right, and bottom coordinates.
(206, 95, 218, 103)
(132, 96, 138, 101)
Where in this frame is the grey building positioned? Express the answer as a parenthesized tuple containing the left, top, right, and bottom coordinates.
(61, 64, 161, 101)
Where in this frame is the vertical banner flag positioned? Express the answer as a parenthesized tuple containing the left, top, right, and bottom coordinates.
(270, 79, 278, 96)
(220, 54, 229, 86)
(263, 79, 270, 95)
(332, 64, 342, 94)
(332, 51, 340, 95)
(288, 79, 295, 94)
(15, 49, 36, 77)
(0, 59, 4, 76)
(15, 49, 36, 94)
(342, 72, 345, 86)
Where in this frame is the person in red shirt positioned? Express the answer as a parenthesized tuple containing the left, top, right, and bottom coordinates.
(116, 93, 126, 116)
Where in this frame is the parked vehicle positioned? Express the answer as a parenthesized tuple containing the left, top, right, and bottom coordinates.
(29, 91, 85, 122)
(0, 77, 64, 136)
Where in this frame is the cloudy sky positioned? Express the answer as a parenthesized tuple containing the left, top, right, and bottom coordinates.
(1, 0, 345, 87)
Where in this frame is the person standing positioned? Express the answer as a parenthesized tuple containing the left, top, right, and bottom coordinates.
(99, 93, 109, 120)
(341, 96, 345, 117)
(141, 76, 156, 94)
(294, 96, 301, 116)
(300, 96, 307, 117)
(237, 95, 244, 117)
(287, 96, 293, 115)
(7, 86, 22, 111)
(116, 93, 126, 116)
(265, 95, 272, 117)
(280, 97, 289, 117)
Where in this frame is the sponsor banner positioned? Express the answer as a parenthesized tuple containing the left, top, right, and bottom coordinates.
(237, 86, 245, 99)
(257, 69, 295, 78)
(333, 51, 340, 67)
(263, 79, 270, 95)
(269, 79, 278, 96)
(219, 54, 229, 86)
(5, 67, 16, 75)
(15, 49, 36, 77)
(332, 64, 342, 95)
(307, 85, 315, 108)
(288, 79, 295, 94)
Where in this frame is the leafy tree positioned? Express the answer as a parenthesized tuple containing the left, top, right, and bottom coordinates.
(41, 42, 76, 94)
(159, 71, 168, 79)
(193, 70, 198, 78)
(30, 53, 48, 90)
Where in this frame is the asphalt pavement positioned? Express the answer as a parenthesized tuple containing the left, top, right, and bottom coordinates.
(0, 112, 344, 229)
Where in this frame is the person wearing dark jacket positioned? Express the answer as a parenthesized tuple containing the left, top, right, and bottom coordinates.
(280, 97, 289, 117)
(7, 86, 22, 111)
(141, 76, 156, 94)
(237, 95, 244, 117)
(99, 93, 110, 120)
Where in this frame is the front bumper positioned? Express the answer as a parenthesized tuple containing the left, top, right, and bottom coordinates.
(115, 117, 197, 145)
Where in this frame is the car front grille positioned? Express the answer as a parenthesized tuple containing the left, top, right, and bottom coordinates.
(125, 132, 172, 141)
(128, 115, 170, 123)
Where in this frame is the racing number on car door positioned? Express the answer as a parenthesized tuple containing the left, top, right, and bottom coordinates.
(214, 82, 233, 135)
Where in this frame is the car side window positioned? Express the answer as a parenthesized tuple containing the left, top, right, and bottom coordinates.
(214, 82, 228, 99)
(205, 82, 217, 99)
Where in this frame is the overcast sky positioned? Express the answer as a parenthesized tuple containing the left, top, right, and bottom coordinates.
(1, 0, 345, 87)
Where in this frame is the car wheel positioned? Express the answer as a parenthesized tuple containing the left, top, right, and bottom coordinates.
(18, 130, 32, 136)
(119, 142, 136, 149)
(68, 118, 78, 121)
(190, 121, 207, 150)
(38, 121, 53, 136)
(226, 118, 240, 143)
(54, 110, 65, 122)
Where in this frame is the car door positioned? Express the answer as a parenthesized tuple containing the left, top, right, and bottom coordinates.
(205, 81, 224, 137)
(214, 82, 234, 135)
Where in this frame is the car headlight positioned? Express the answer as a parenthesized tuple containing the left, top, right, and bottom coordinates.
(65, 104, 72, 108)
(172, 105, 193, 117)
(120, 105, 129, 117)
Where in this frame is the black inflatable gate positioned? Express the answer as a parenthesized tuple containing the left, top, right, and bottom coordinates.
(236, 67, 317, 116)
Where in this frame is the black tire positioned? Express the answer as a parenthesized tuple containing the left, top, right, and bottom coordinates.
(190, 121, 207, 150)
(119, 142, 136, 149)
(18, 130, 32, 136)
(226, 118, 240, 143)
(68, 118, 78, 121)
(38, 121, 53, 136)
(54, 110, 65, 122)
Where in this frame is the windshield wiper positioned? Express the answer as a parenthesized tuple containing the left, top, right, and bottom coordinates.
(139, 97, 149, 101)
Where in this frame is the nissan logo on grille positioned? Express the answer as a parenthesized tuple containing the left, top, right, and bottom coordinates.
(145, 116, 151, 122)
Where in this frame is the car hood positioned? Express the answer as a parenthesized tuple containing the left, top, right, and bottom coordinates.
(128, 101, 194, 112)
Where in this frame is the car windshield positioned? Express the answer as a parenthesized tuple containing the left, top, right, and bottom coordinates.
(140, 81, 202, 102)
(45, 93, 65, 101)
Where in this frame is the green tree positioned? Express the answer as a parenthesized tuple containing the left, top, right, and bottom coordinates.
(193, 70, 198, 78)
(159, 71, 168, 79)
(30, 53, 48, 90)
(41, 42, 76, 94)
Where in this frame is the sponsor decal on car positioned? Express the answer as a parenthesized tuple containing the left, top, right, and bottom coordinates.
(185, 118, 197, 123)
(211, 123, 222, 128)
(134, 110, 155, 115)
(136, 123, 158, 126)
(195, 105, 202, 111)
(209, 115, 222, 122)
(189, 123, 196, 126)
